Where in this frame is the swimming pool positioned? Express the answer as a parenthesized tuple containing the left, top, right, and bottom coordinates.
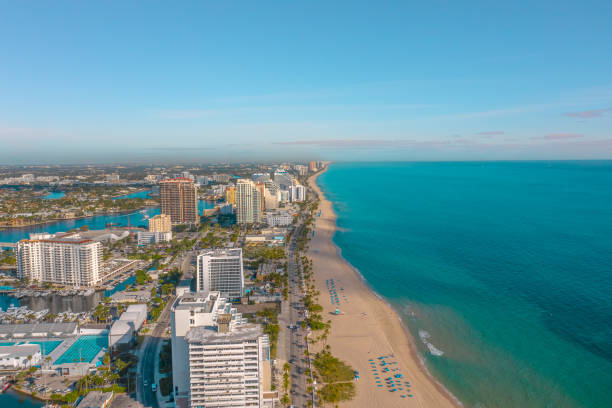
(27, 340, 63, 355)
(54, 336, 108, 365)
(0, 342, 16, 346)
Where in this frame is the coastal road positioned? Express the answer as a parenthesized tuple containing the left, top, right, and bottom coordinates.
(286, 223, 311, 407)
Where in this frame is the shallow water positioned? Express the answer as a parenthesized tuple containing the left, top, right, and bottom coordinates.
(319, 161, 612, 408)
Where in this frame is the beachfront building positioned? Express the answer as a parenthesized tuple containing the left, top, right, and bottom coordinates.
(265, 211, 293, 227)
(263, 181, 280, 209)
(160, 178, 199, 225)
(148, 214, 172, 233)
(236, 179, 263, 225)
(309, 161, 318, 172)
(17, 233, 102, 287)
(273, 169, 293, 190)
(196, 248, 244, 299)
(289, 184, 306, 202)
(171, 292, 274, 408)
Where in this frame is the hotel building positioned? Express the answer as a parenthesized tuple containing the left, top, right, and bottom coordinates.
(171, 292, 275, 408)
(17, 233, 102, 287)
(160, 178, 199, 225)
(196, 248, 244, 299)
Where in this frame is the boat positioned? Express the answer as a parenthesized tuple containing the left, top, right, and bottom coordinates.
(2, 381, 11, 392)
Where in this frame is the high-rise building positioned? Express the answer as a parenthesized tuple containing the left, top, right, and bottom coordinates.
(171, 292, 274, 408)
(160, 178, 199, 225)
(17, 233, 102, 287)
(273, 169, 293, 190)
(251, 173, 270, 183)
(196, 248, 244, 299)
(309, 161, 318, 172)
(225, 185, 237, 205)
(263, 181, 280, 209)
(289, 184, 306, 202)
(236, 179, 262, 224)
(148, 214, 172, 233)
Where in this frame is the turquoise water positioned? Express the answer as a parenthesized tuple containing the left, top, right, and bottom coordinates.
(0, 340, 61, 355)
(0, 199, 213, 243)
(104, 275, 136, 297)
(27, 340, 62, 355)
(319, 161, 612, 408)
(54, 335, 108, 365)
(43, 191, 65, 199)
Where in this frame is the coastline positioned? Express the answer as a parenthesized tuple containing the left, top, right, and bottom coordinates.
(307, 167, 460, 407)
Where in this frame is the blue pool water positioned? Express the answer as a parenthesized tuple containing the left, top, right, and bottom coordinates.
(27, 340, 62, 355)
(54, 335, 108, 365)
(319, 161, 612, 408)
(0, 342, 16, 346)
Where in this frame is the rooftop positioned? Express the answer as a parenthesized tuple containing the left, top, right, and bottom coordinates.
(77, 391, 114, 408)
(0, 344, 41, 358)
(198, 248, 242, 258)
(0, 322, 78, 338)
(186, 323, 263, 344)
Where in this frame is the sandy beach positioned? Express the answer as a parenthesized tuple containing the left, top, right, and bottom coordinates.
(307, 169, 459, 408)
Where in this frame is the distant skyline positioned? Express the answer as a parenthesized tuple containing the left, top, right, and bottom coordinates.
(1, 1, 611, 163)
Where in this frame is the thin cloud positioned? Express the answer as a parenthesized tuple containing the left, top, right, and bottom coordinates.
(145, 147, 216, 151)
(563, 108, 610, 118)
(272, 139, 460, 149)
(477, 131, 505, 136)
(530, 133, 584, 140)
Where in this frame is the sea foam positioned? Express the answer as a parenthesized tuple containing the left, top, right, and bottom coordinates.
(419, 329, 445, 356)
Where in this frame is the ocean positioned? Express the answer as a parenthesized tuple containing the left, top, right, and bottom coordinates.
(318, 161, 612, 408)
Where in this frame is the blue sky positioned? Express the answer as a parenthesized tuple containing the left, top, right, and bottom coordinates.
(1, 1, 611, 163)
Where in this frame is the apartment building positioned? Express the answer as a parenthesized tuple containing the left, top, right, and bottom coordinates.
(160, 178, 199, 225)
(148, 214, 172, 233)
(236, 179, 262, 225)
(196, 249, 244, 299)
(17, 233, 102, 287)
(171, 292, 275, 408)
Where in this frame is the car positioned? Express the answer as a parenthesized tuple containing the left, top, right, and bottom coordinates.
(144, 380, 149, 387)
(354, 370, 360, 380)
(152, 383, 157, 392)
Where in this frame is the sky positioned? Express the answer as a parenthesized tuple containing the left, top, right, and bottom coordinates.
(1, 0, 612, 164)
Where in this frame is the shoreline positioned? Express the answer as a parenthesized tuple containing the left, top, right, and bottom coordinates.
(0, 206, 152, 231)
(307, 167, 460, 407)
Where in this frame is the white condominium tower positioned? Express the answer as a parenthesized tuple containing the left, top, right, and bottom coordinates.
(236, 179, 262, 225)
(289, 184, 306, 202)
(197, 248, 244, 299)
(171, 292, 274, 408)
(17, 233, 102, 287)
